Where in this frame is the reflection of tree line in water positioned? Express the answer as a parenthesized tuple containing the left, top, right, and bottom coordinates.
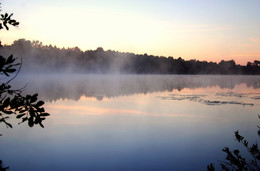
(17, 75, 260, 102)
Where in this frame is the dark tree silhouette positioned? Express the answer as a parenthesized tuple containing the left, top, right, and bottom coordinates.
(1, 38, 260, 75)
(0, 160, 8, 171)
(0, 3, 49, 132)
(208, 115, 260, 171)
(0, 3, 50, 169)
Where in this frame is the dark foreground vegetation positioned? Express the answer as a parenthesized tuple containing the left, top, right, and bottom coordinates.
(1, 4, 49, 169)
(208, 115, 260, 171)
(0, 4, 49, 134)
(1, 39, 260, 74)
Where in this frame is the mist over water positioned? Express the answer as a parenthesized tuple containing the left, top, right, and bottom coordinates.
(14, 74, 260, 101)
(1, 74, 260, 170)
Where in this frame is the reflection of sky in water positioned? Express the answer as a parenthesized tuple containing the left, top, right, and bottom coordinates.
(1, 75, 260, 170)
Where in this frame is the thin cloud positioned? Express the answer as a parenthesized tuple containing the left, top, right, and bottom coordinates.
(239, 44, 257, 47)
(248, 38, 260, 43)
(171, 25, 232, 33)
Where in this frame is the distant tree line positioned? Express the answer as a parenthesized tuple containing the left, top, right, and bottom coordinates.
(1, 39, 260, 75)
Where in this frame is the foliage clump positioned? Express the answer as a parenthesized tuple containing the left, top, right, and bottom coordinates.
(208, 116, 260, 171)
(0, 3, 49, 133)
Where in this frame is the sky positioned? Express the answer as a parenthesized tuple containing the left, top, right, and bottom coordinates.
(1, 0, 260, 65)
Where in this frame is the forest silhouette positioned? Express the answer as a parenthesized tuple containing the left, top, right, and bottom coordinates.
(1, 39, 260, 75)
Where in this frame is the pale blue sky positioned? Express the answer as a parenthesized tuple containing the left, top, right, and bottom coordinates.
(1, 0, 260, 64)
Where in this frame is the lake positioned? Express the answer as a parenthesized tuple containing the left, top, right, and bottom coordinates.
(1, 74, 260, 170)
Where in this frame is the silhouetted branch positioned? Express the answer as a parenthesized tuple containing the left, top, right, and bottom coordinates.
(5, 58, 22, 85)
(208, 115, 260, 171)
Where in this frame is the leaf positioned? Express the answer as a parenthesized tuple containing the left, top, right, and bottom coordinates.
(234, 149, 240, 156)
(19, 109, 27, 113)
(37, 108, 45, 112)
(36, 101, 44, 107)
(6, 13, 12, 20)
(35, 117, 39, 124)
(28, 117, 34, 127)
(3, 110, 13, 114)
(3, 70, 9, 76)
(6, 64, 13, 69)
(13, 22, 19, 26)
(235, 131, 244, 142)
(6, 68, 16, 73)
(26, 95, 31, 100)
(30, 94, 38, 103)
(16, 113, 26, 119)
(3, 97, 10, 107)
(29, 108, 36, 117)
(2, 119, 13, 128)
(13, 63, 21, 66)
(39, 122, 44, 128)
(40, 113, 50, 117)
(3, 23, 9, 30)
(243, 140, 248, 147)
(18, 117, 28, 125)
(9, 19, 16, 23)
(6, 55, 14, 64)
(6, 122, 12, 128)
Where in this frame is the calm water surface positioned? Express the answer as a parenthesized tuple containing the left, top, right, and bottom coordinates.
(1, 75, 260, 170)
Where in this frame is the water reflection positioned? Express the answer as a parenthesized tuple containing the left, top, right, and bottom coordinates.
(16, 74, 260, 102)
(2, 74, 260, 170)
(157, 92, 257, 106)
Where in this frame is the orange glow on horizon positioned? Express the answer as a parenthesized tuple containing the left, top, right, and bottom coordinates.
(1, 1, 259, 66)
